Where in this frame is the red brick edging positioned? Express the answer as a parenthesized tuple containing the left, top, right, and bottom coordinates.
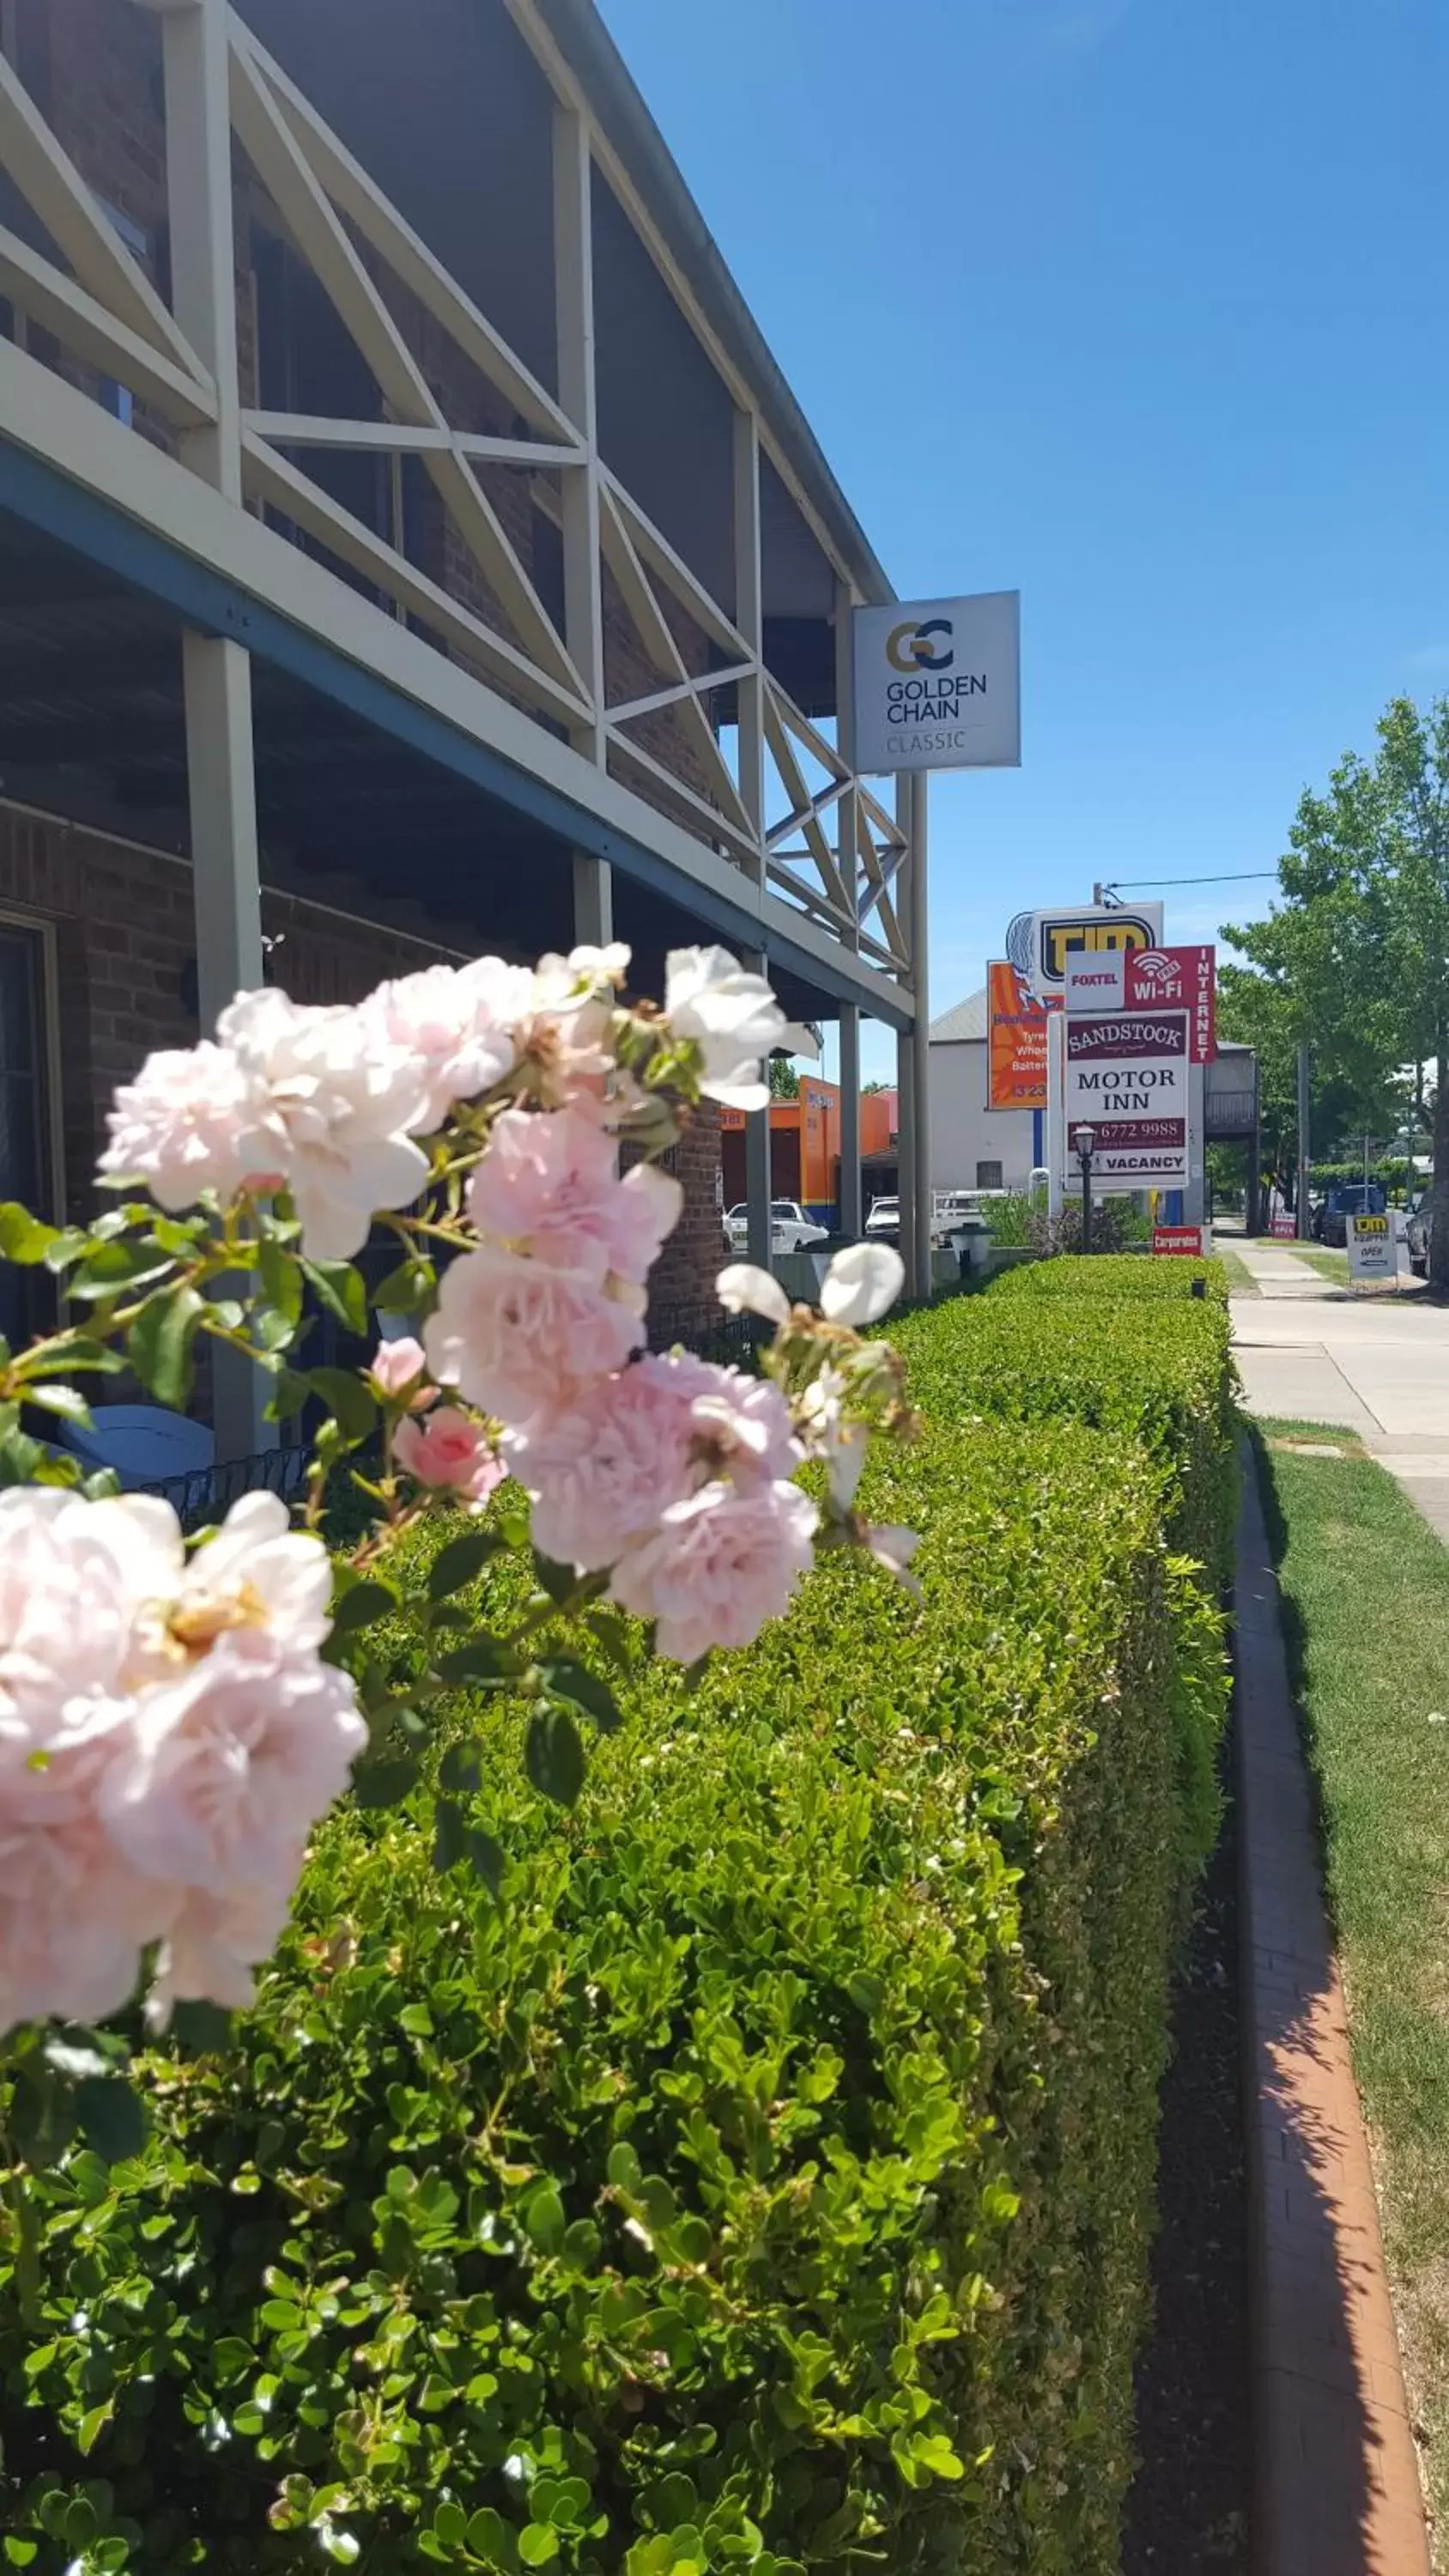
(1235, 1437, 1430, 2574)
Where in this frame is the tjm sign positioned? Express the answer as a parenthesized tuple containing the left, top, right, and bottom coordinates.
(852, 591, 1021, 774)
(1065, 1010, 1189, 1182)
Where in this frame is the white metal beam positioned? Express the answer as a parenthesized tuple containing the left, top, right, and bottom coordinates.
(0, 333, 912, 1026)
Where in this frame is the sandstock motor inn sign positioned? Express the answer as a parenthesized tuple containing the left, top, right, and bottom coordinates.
(852, 592, 1021, 773)
(1064, 1008, 1190, 1183)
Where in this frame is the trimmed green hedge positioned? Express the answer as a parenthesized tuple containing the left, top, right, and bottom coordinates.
(991, 1253, 1229, 1309)
(890, 1284, 1236, 1591)
(2, 1388, 1225, 2574)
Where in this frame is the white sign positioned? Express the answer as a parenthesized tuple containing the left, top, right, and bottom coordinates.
(1012, 902, 1165, 998)
(1064, 1010, 1189, 1182)
(852, 590, 1020, 775)
(1064, 954, 1127, 1012)
(1347, 1213, 1398, 1284)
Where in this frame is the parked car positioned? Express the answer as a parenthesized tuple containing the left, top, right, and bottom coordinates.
(1408, 1197, 1434, 1278)
(723, 1200, 829, 1255)
(1313, 1182, 1387, 1247)
(864, 1195, 900, 1241)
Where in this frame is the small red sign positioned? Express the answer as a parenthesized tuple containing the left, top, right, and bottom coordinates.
(1153, 1224, 1204, 1257)
(1270, 1214, 1297, 1238)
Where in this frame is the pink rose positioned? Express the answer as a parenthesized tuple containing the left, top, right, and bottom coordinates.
(608, 1479, 818, 1665)
(362, 960, 520, 1133)
(508, 1353, 800, 1571)
(368, 1336, 434, 1409)
(424, 1242, 643, 1426)
(100, 1633, 364, 1895)
(99, 1038, 266, 1212)
(0, 1812, 167, 2032)
(145, 1880, 294, 2026)
(469, 1104, 681, 1286)
(217, 988, 431, 1262)
(394, 1406, 504, 1506)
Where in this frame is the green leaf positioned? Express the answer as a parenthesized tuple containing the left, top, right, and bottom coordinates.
(523, 2182, 566, 2253)
(258, 1234, 302, 1324)
(373, 1255, 435, 1315)
(25, 1382, 93, 1429)
(4, 2537, 39, 2564)
(467, 2510, 516, 2567)
(73, 2075, 149, 2166)
(41, 1227, 89, 1273)
(350, 1754, 419, 1812)
(468, 1829, 505, 1895)
(170, 1999, 233, 2056)
(532, 1550, 578, 1606)
(127, 1285, 204, 1409)
(0, 1201, 58, 1263)
(435, 1637, 524, 1685)
(307, 1370, 379, 1444)
(330, 1577, 399, 1637)
(69, 1237, 176, 1301)
(433, 1796, 468, 1873)
(428, 1529, 501, 1600)
(300, 1258, 368, 1336)
(518, 2527, 558, 2567)
(525, 1704, 585, 1809)
(439, 1742, 482, 1795)
(540, 1659, 622, 1735)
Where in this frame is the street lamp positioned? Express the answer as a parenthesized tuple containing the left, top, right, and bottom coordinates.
(1073, 1122, 1096, 1255)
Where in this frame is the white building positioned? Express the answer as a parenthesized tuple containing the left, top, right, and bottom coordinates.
(928, 990, 1039, 1195)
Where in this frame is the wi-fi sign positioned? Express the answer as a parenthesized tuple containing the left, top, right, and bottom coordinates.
(1132, 951, 1183, 993)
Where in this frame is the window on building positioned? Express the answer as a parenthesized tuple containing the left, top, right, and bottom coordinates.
(0, 920, 55, 1353)
(976, 1160, 1004, 1190)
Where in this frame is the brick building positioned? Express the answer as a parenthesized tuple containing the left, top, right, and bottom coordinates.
(0, 0, 925, 1453)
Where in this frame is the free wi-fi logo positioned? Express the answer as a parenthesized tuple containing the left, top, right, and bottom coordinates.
(1131, 951, 1185, 997)
(886, 617, 955, 674)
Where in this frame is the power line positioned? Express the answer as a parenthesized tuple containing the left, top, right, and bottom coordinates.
(1100, 871, 1277, 891)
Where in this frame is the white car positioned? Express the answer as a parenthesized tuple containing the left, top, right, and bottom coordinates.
(724, 1200, 829, 1255)
(864, 1195, 900, 1240)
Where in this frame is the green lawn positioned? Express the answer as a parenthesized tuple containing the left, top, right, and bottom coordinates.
(1215, 1244, 1259, 1297)
(1257, 1420, 1449, 2558)
(1284, 1243, 1350, 1285)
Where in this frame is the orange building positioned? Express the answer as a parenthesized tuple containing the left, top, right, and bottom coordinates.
(719, 1081, 898, 1223)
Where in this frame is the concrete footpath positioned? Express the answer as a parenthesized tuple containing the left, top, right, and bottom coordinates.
(1230, 1237, 1449, 1541)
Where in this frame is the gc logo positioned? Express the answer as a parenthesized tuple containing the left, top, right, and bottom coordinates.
(886, 617, 955, 674)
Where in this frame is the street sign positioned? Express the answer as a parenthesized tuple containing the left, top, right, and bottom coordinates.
(1064, 1010, 1189, 1182)
(1009, 902, 1164, 999)
(1064, 945, 1216, 1060)
(985, 960, 1059, 1109)
(1153, 1224, 1206, 1257)
(1348, 1212, 1398, 1285)
(852, 591, 1021, 774)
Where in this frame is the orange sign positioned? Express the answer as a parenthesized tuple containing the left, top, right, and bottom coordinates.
(987, 960, 1055, 1109)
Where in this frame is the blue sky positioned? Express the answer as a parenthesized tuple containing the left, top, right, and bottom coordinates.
(599, 0, 1449, 1077)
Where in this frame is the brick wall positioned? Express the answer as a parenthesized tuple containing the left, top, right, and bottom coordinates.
(0, 802, 724, 1318)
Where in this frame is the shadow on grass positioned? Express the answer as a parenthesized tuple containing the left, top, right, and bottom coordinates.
(1234, 1430, 1422, 2571)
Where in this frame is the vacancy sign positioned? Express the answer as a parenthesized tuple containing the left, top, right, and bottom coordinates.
(1064, 945, 1216, 1061)
(852, 591, 1021, 775)
(1065, 1011, 1190, 1182)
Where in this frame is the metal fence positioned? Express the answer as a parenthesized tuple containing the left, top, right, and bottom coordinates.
(141, 1439, 312, 1530)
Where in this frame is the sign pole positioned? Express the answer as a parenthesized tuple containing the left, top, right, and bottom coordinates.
(1296, 1040, 1312, 1239)
(909, 770, 932, 1299)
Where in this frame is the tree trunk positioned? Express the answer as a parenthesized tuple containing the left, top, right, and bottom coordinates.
(1431, 1048, 1449, 1292)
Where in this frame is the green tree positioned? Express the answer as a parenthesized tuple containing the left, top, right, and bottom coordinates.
(768, 1058, 800, 1098)
(1223, 695, 1449, 1273)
